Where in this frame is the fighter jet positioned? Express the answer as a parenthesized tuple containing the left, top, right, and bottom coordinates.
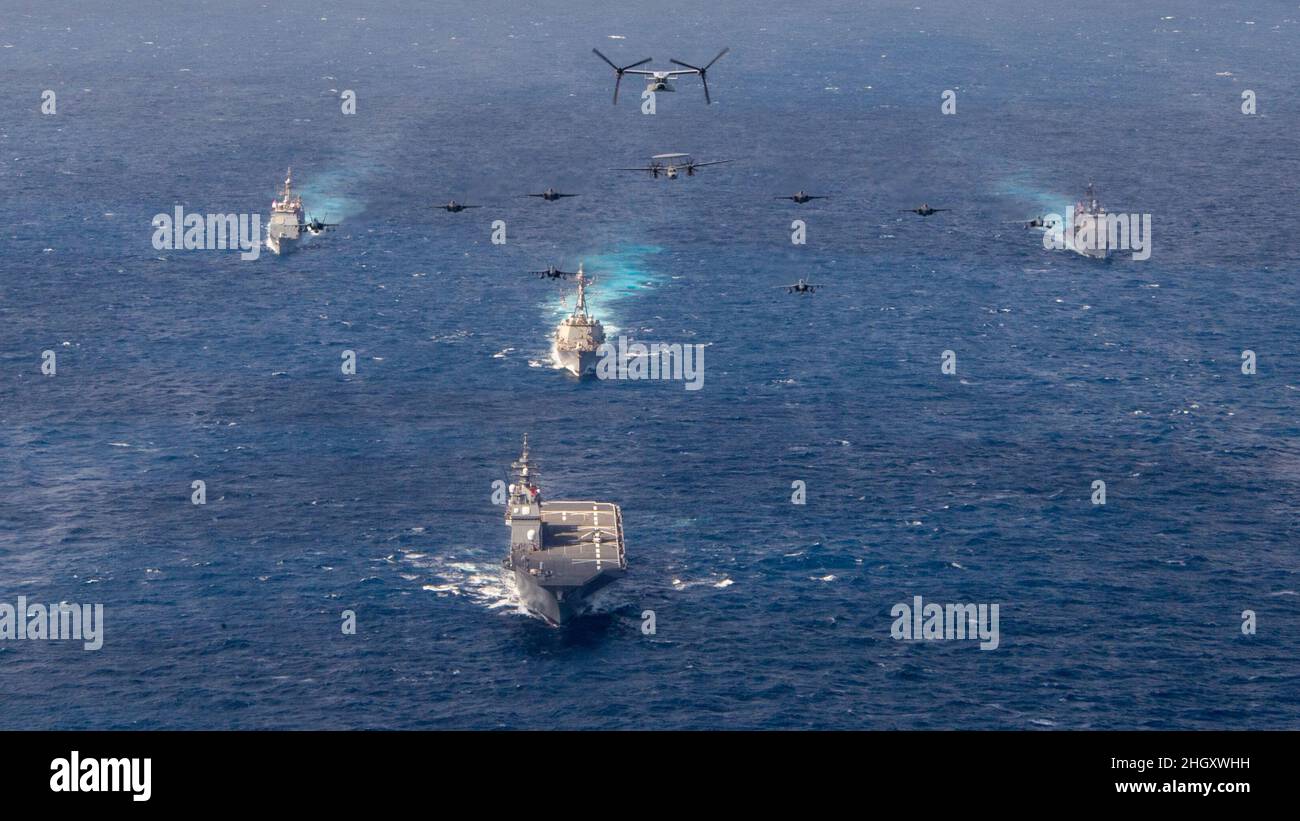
(522, 188, 579, 202)
(283, 215, 337, 235)
(778, 279, 823, 295)
(439, 200, 481, 213)
(1002, 215, 1057, 230)
(776, 191, 829, 204)
(530, 265, 578, 280)
(901, 204, 950, 216)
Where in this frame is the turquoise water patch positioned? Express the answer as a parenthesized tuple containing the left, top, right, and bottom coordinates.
(543, 244, 663, 327)
(289, 167, 370, 223)
(995, 173, 1071, 215)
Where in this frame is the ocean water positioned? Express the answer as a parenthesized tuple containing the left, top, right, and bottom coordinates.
(1, 0, 1298, 729)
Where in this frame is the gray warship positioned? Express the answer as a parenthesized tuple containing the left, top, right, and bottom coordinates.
(551, 264, 605, 377)
(265, 167, 304, 255)
(502, 435, 626, 625)
(1071, 182, 1109, 260)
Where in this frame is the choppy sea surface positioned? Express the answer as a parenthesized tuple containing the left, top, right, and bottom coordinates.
(2, 1, 1298, 729)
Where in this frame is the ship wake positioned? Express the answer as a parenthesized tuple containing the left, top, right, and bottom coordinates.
(398, 548, 537, 620)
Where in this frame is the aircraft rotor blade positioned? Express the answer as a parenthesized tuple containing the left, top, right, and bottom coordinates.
(595, 50, 652, 106)
(592, 48, 619, 70)
(670, 53, 724, 103)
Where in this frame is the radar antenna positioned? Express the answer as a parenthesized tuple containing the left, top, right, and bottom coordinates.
(572, 263, 594, 319)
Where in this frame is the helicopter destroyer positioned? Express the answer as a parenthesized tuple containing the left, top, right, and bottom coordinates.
(265, 167, 305, 255)
(502, 435, 626, 625)
(551, 263, 605, 377)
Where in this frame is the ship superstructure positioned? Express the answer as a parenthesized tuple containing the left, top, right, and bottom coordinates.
(1071, 182, 1109, 260)
(502, 435, 626, 625)
(266, 167, 305, 255)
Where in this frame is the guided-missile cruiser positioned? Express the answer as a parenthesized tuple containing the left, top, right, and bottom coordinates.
(551, 263, 605, 377)
(1072, 182, 1109, 260)
(266, 167, 305, 255)
(502, 435, 627, 625)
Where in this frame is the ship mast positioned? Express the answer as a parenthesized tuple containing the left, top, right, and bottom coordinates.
(1083, 181, 1099, 214)
(572, 263, 591, 319)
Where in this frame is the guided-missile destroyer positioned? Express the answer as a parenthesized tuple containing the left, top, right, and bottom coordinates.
(266, 167, 304, 255)
(551, 264, 605, 377)
(502, 435, 626, 625)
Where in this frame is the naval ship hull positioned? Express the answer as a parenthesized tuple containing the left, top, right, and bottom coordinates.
(1070, 224, 1110, 260)
(265, 231, 299, 256)
(1072, 245, 1109, 260)
(1070, 187, 1110, 260)
(513, 567, 623, 625)
(551, 341, 600, 378)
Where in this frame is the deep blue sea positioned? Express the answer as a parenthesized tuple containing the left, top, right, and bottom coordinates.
(2, 0, 1298, 729)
